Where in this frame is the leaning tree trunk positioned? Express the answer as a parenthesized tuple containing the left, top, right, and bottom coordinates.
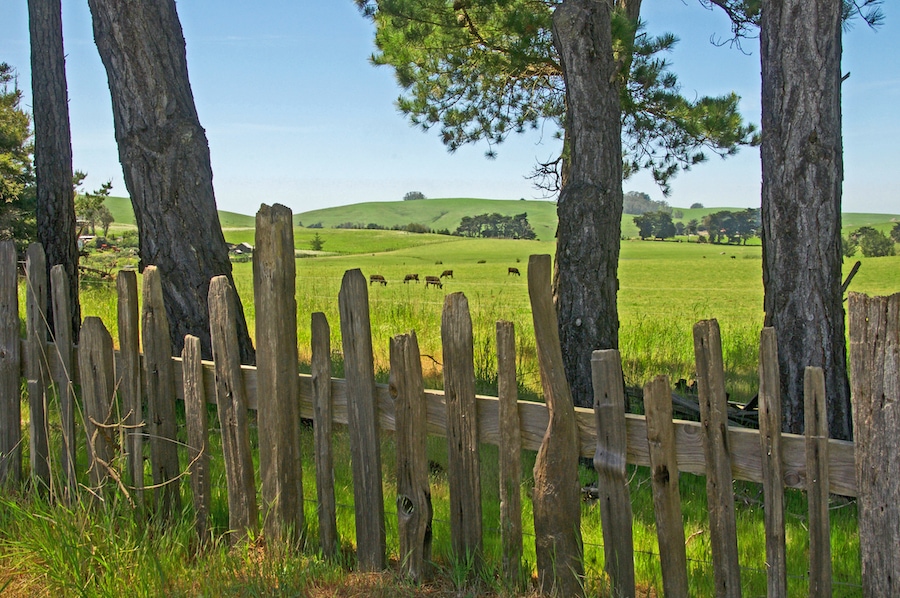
(87, 0, 254, 362)
(551, 0, 624, 409)
(760, 0, 850, 439)
(28, 0, 80, 339)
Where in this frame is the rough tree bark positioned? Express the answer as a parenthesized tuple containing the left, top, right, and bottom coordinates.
(87, 0, 253, 362)
(760, 0, 850, 439)
(28, 0, 80, 339)
(551, 0, 625, 409)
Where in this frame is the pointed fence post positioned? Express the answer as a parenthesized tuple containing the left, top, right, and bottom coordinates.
(390, 331, 433, 582)
(441, 292, 483, 572)
(693, 319, 741, 598)
(311, 312, 338, 557)
(78, 317, 116, 492)
(805, 366, 831, 596)
(141, 265, 182, 518)
(644, 375, 688, 598)
(183, 334, 211, 543)
(849, 292, 900, 597)
(758, 327, 787, 598)
(209, 275, 258, 542)
(0, 240, 21, 487)
(254, 203, 303, 543)
(528, 254, 583, 597)
(25, 243, 50, 492)
(117, 269, 144, 504)
(497, 320, 523, 587)
(338, 268, 386, 571)
(592, 349, 635, 598)
(50, 264, 76, 495)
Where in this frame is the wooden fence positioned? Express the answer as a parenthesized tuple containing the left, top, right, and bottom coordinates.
(0, 203, 897, 597)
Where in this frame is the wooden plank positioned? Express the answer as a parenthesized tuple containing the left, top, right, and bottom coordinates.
(143, 349, 857, 497)
(311, 312, 338, 557)
(644, 375, 688, 598)
(253, 203, 303, 543)
(441, 292, 483, 570)
(496, 320, 523, 586)
(804, 366, 831, 597)
(527, 254, 583, 597)
(757, 327, 787, 598)
(50, 264, 76, 495)
(0, 240, 21, 487)
(849, 292, 900, 597)
(183, 335, 211, 544)
(209, 275, 258, 541)
(25, 243, 50, 492)
(338, 268, 385, 571)
(141, 265, 182, 518)
(116, 269, 144, 503)
(693, 319, 741, 597)
(591, 349, 634, 598)
(78, 317, 116, 491)
(390, 331, 432, 582)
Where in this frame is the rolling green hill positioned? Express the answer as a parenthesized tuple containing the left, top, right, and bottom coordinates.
(102, 194, 899, 245)
(102, 195, 256, 229)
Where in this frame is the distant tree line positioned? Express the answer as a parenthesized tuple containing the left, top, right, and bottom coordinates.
(455, 212, 536, 240)
(633, 208, 761, 244)
(843, 225, 897, 258)
(403, 191, 426, 201)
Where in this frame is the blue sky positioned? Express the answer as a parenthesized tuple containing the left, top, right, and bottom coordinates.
(2, 1, 897, 216)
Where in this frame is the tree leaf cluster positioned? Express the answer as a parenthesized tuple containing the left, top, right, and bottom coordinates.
(623, 190, 671, 215)
(699, 208, 760, 244)
(356, 0, 758, 193)
(74, 174, 115, 236)
(849, 226, 895, 257)
(0, 62, 36, 251)
(455, 211, 536, 239)
(633, 210, 676, 239)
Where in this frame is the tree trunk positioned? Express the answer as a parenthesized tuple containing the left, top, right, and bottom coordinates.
(28, 0, 80, 339)
(760, 0, 850, 439)
(87, 0, 254, 362)
(551, 0, 624, 409)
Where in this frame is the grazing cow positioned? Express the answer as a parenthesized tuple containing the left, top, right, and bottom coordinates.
(440, 269, 453, 278)
(369, 274, 387, 286)
(425, 276, 443, 289)
(731, 255, 736, 259)
(477, 259, 486, 264)
(508, 267, 520, 276)
(404, 273, 419, 284)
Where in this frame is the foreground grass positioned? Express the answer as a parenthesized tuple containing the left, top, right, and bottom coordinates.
(0, 416, 862, 597)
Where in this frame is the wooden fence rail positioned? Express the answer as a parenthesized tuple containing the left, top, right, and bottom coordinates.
(1, 217, 897, 596)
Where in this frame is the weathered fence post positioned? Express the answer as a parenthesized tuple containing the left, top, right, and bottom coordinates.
(591, 349, 635, 598)
(311, 312, 338, 557)
(338, 268, 385, 571)
(804, 366, 831, 596)
(0, 240, 21, 487)
(78, 317, 116, 492)
(183, 335, 211, 543)
(693, 319, 741, 598)
(25, 243, 50, 492)
(209, 275, 258, 541)
(254, 203, 304, 543)
(757, 327, 787, 598)
(390, 330, 433, 582)
(643, 375, 688, 598)
(50, 264, 76, 495)
(849, 292, 899, 598)
(497, 320, 523, 587)
(117, 269, 143, 503)
(528, 254, 583, 597)
(441, 292, 483, 572)
(141, 265, 182, 518)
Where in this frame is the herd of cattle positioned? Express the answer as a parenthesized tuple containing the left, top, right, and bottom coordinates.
(368, 267, 520, 289)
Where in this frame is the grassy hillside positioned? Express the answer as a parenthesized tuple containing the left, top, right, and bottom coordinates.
(102, 195, 255, 229)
